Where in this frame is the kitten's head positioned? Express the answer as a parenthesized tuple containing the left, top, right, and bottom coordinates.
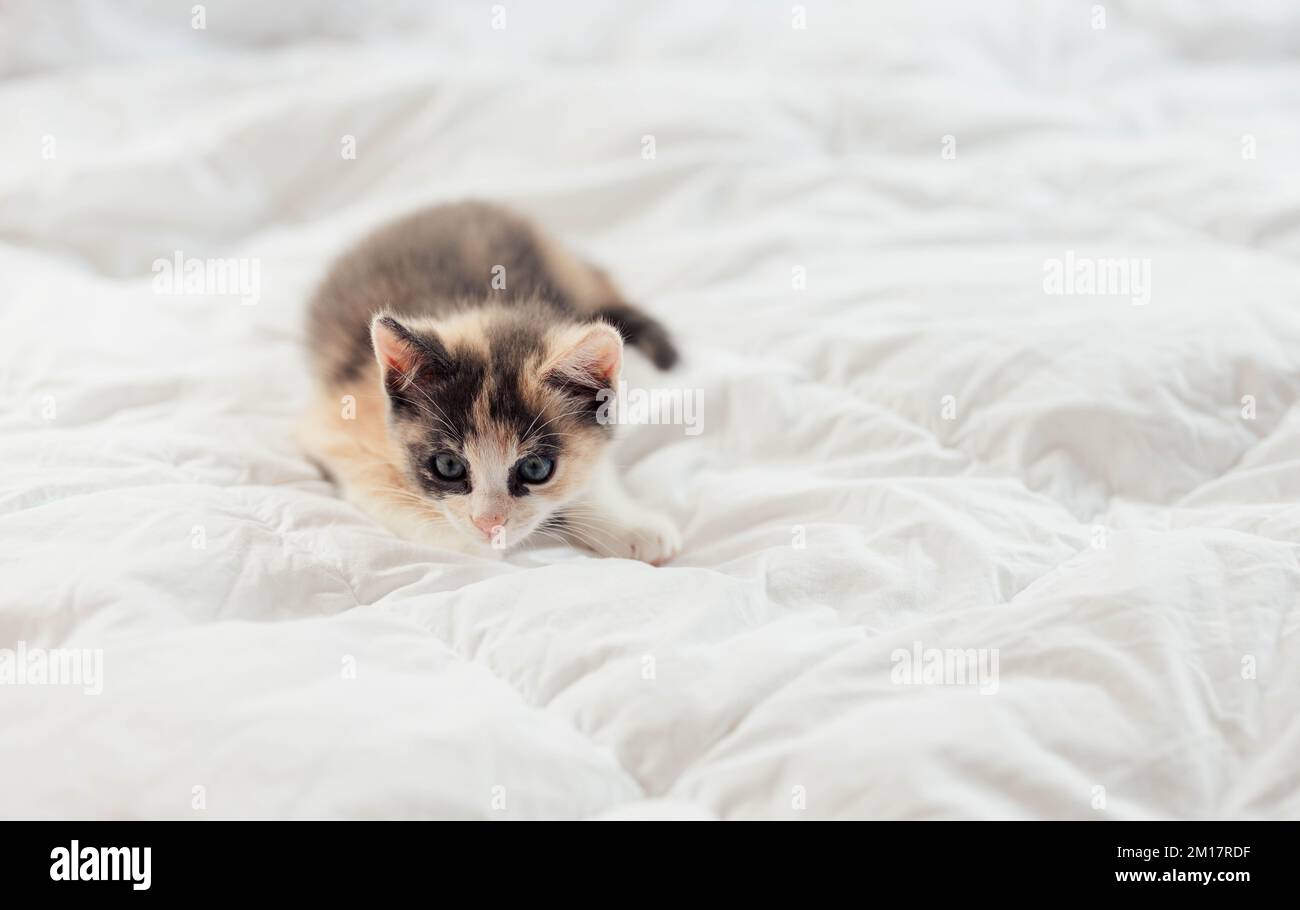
(370, 305, 620, 550)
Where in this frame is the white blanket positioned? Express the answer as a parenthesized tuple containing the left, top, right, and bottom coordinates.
(2, 0, 1298, 819)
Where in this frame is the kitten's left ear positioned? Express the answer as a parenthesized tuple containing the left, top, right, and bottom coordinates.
(371, 313, 450, 387)
(542, 322, 623, 389)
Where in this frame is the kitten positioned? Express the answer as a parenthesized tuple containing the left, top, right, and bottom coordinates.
(299, 201, 682, 563)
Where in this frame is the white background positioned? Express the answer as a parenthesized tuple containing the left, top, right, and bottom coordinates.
(0, 1, 1297, 818)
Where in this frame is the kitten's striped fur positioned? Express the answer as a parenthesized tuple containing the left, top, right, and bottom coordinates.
(299, 201, 681, 561)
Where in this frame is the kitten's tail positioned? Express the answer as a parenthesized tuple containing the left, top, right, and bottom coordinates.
(531, 223, 679, 370)
(593, 301, 678, 371)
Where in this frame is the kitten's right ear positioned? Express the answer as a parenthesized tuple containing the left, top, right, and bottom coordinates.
(370, 314, 450, 390)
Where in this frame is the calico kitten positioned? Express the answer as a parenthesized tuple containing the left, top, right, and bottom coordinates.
(299, 201, 682, 563)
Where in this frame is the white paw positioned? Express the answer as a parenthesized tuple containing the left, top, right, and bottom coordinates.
(591, 510, 682, 566)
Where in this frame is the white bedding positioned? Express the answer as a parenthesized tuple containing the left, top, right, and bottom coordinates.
(2, 0, 1298, 819)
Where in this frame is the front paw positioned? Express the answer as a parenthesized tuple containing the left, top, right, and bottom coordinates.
(589, 510, 682, 566)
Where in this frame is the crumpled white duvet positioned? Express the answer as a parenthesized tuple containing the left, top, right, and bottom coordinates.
(1, 0, 1298, 819)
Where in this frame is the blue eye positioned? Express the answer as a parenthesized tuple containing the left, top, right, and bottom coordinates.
(432, 453, 466, 480)
(517, 455, 554, 484)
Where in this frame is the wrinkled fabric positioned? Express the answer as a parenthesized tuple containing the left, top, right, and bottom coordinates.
(1, 1, 1297, 819)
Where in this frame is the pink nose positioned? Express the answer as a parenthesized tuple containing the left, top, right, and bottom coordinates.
(472, 513, 506, 538)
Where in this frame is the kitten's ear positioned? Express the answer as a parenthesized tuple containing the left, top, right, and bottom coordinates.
(370, 314, 450, 389)
(542, 322, 623, 389)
